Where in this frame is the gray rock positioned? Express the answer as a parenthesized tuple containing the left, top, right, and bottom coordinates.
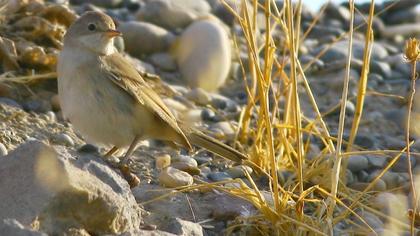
(201, 109, 219, 122)
(0, 143, 7, 156)
(211, 94, 239, 112)
(183, 109, 203, 123)
(368, 170, 399, 189)
(307, 25, 344, 39)
(136, 0, 211, 30)
(121, 230, 177, 236)
(149, 53, 177, 71)
(0, 141, 141, 235)
(370, 61, 392, 79)
(211, 121, 236, 140)
(386, 8, 420, 25)
(0, 98, 21, 109)
(208, 172, 232, 182)
(367, 155, 387, 168)
(392, 154, 416, 173)
(148, 216, 203, 236)
(357, 170, 369, 182)
(78, 144, 99, 154)
(158, 167, 193, 187)
(349, 179, 386, 192)
(226, 165, 253, 178)
(51, 133, 74, 146)
(353, 210, 384, 230)
(384, 108, 406, 129)
(185, 88, 211, 105)
(347, 155, 369, 172)
(70, 0, 122, 8)
(324, 3, 350, 23)
(0, 219, 47, 236)
(114, 35, 125, 52)
(23, 100, 51, 113)
(382, 23, 420, 38)
(312, 39, 388, 62)
(346, 169, 355, 185)
(119, 21, 175, 57)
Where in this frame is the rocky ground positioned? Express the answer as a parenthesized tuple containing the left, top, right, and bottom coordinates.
(0, 0, 420, 235)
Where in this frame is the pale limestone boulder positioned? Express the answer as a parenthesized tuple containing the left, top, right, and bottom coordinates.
(0, 141, 141, 235)
(172, 17, 231, 91)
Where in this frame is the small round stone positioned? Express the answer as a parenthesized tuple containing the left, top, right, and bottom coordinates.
(52, 133, 74, 146)
(208, 172, 232, 182)
(171, 162, 201, 175)
(158, 167, 193, 188)
(156, 154, 171, 169)
(185, 88, 211, 105)
(78, 144, 99, 154)
(226, 165, 253, 178)
(347, 155, 369, 172)
(0, 143, 7, 156)
(45, 111, 56, 122)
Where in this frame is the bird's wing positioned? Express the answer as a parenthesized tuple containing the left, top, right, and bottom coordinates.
(101, 53, 190, 148)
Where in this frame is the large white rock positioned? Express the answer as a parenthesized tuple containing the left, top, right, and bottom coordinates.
(0, 141, 142, 235)
(172, 17, 231, 91)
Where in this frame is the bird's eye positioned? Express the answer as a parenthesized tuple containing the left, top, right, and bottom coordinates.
(88, 23, 96, 31)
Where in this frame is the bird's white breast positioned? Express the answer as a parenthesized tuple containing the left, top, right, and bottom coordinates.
(57, 47, 138, 148)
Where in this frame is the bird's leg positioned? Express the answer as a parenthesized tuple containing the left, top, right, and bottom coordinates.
(104, 146, 118, 158)
(120, 136, 142, 165)
(119, 136, 142, 188)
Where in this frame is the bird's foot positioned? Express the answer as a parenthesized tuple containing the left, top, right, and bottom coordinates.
(119, 164, 140, 188)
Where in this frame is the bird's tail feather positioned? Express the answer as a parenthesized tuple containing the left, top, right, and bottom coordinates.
(183, 127, 247, 163)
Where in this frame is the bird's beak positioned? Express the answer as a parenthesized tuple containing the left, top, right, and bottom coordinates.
(104, 29, 122, 38)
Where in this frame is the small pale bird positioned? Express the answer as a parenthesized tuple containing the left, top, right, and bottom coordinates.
(57, 11, 247, 187)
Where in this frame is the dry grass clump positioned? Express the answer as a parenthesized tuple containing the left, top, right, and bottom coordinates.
(210, 0, 420, 235)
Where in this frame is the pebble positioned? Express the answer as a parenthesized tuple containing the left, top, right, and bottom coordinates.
(381, 23, 420, 38)
(370, 61, 392, 79)
(346, 169, 355, 185)
(172, 155, 194, 163)
(366, 155, 387, 169)
(170, 162, 201, 175)
(184, 109, 203, 123)
(347, 155, 369, 172)
(392, 154, 416, 173)
(0, 98, 21, 109)
(368, 170, 399, 189)
(211, 121, 236, 140)
(194, 155, 212, 165)
(78, 144, 99, 154)
(136, 0, 211, 30)
(201, 109, 220, 122)
(208, 172, 232, 182)
(353, 210, 384, 230)
(70, 0, 122, 8)
(349, 179, 387, 192)
(226, 165, 253, 179)
(0, 143, 7, 156)
(149, 53, 176, 71)
(324, 3, 350, 23)
(45, 111, 56, 122)
(51, 133, 74, 147)
(158, 167, 193, 188)
(185, 88, 211, 105)
(357, 170, 369, 182)
(118, 21, 175, 57)
(156, 154, 171, 169)
(313, 39, 388, 62)
(23, 100, 51, 113)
